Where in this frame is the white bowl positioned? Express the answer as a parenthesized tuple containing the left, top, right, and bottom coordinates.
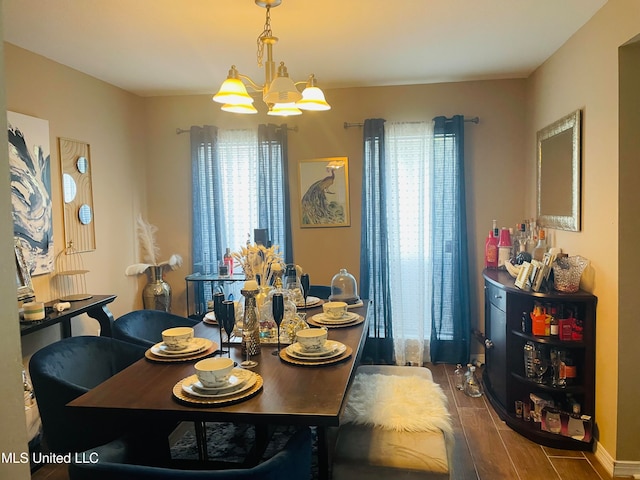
(161, 327, 194, 351)
(296, 328, 328, 352)
(194, 357, 235, 387)
(322, 301, 348, 319)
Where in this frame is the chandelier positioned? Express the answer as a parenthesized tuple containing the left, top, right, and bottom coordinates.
(212, 0, 331, 116)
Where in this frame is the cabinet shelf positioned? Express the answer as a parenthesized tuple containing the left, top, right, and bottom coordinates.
(482, 382, 592, 449)
(483, 269, 596, 450)
(510, 371, 584, 394)
(511, 329, 585, 348)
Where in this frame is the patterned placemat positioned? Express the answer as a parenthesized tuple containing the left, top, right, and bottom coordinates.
(172, 373, 263, 406)
(279, 345, 352, 366)
(145, 342, 218, 363)
(307, 315, 364, 329)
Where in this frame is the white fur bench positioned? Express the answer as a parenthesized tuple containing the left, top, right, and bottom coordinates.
(332, 365, 453, 480)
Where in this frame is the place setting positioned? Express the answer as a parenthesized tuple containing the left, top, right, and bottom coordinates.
(145, 326, 217, 363)
(307, 301, 364, 328)
(279, 326, 352, 366)
(173, 357, 263, 406)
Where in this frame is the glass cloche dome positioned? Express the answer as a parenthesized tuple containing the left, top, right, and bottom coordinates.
(329, 268, 361, 305)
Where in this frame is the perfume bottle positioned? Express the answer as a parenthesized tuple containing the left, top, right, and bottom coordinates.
(223, 248, 234, 275)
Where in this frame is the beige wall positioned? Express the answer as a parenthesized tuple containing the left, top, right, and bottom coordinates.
(3, 0, 640, 473)
(0, 12, 31, 478)
(618, 36, 640, 462)
(144, 80, 528, 333)
(526, 0, 640, 465)
(4, 43, 149, 352)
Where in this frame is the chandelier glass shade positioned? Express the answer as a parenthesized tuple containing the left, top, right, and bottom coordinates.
(212, 0, 330, 116)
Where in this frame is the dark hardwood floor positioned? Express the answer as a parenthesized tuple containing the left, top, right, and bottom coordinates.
(31, 363, 612, 480)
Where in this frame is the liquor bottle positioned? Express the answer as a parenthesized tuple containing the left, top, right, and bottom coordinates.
(526, 219, 537, 254)
(485, 230, 498, 269)
(454, 364, 465, 391)
(549, 305, 559, 336)
(497, 227, 512, 269)
(223, 248, 234, 275)
(463, 365, 483, 398)
(533, 229, 548, 261)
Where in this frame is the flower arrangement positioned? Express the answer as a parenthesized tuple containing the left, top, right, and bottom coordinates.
(124, 215, 182, 276)
(232, 243, 283, 286)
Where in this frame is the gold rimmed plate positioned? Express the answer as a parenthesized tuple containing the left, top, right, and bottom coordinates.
(203, 312, 219, 325)
(308, 314, 364, 329)
(296, 296, 324, 309)
(285, 340, 346, 360)
(181, 371, 257, 399)
(150, 338, 212, 357)
(190, 368, 253, 394)
(173, 373, 263, 406)
(145, 340, 217, 363)
(279, 345, 353, 366)
(311, 312, 359, 324)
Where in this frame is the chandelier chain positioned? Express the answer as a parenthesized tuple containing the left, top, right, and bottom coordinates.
(256, 6, 273, 68)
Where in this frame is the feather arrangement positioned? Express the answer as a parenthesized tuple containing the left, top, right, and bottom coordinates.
(136, 215, 160, 265)
(232, 243, 283, 286)
(124, 215, 183, 276)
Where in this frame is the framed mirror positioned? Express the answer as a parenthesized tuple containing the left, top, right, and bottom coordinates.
(536, 109, 581, 231)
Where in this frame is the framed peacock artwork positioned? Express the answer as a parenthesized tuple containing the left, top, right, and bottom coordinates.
(298, 157, 350, 228)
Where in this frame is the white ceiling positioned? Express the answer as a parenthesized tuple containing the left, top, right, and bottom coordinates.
(2, 0, 607, 97)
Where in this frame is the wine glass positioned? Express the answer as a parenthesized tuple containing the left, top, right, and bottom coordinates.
(272, 293, 285, 356)
(533, 347, 548, 384)
(222, 300, 235, 359)
(300, 273, 310, 310)
(213, 292, 227, 356)
(240, 329, 258, 368)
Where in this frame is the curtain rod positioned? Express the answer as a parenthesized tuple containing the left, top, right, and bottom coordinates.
(176, 125, 299, 135)
(343, 116, 480, 129)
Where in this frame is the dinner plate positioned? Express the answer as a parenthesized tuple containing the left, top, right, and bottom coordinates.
(150, 338, 212, 357)
(191, 368, 252, 393)
(311, 312, 359, 324)
(295, 296, 322, 308)
(279, 345, 353, 366)
(286, 341, 347, 360)
(181, 372, 257, 399)
(203, 312, 218, 324)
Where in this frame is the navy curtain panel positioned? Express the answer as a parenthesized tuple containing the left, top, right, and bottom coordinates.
(360, 118, 394, 363)
(429, 115, 471, 364)
(257, 124, 293, 264)
(190, 125, 222, 275)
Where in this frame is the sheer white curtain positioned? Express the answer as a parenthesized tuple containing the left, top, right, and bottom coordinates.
(217, 129, 260, 251)
(385, 121, 434, 365)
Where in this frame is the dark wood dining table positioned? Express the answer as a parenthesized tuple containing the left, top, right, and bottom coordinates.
(68, 301, 371, 480)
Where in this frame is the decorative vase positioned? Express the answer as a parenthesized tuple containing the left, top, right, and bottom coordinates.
(241, 287, 261, 357)
(143, 265, 171, 311)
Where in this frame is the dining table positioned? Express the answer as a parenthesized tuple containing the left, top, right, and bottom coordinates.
(68, 300, 371, 480)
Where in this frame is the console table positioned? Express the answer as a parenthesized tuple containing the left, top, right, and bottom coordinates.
(20, 294, 117, 338)
(185, 273, 246, 320)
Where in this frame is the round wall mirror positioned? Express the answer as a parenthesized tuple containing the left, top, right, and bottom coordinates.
(78, 204, 92, 225)
(62, 174, 77, 203)
(76, 156, 88, 174)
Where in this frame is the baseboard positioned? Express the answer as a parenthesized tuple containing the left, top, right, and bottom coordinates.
(594, 440, 640, 477)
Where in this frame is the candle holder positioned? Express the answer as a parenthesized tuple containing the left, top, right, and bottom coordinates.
(240, 286, 261, 359)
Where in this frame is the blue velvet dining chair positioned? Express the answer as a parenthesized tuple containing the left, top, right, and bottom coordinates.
(112, 309, 199, 348)
(68, 426, 313, 480)
(309, 285, 331, 299)
(28, 335, 148, 454)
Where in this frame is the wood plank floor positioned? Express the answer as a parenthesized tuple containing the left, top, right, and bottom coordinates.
(31, 363, 612, 480)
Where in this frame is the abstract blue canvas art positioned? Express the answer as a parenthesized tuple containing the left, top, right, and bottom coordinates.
(8, 111, 54, 276)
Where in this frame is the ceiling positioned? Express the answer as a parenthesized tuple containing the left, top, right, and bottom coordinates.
(2, 0, 607, 98)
